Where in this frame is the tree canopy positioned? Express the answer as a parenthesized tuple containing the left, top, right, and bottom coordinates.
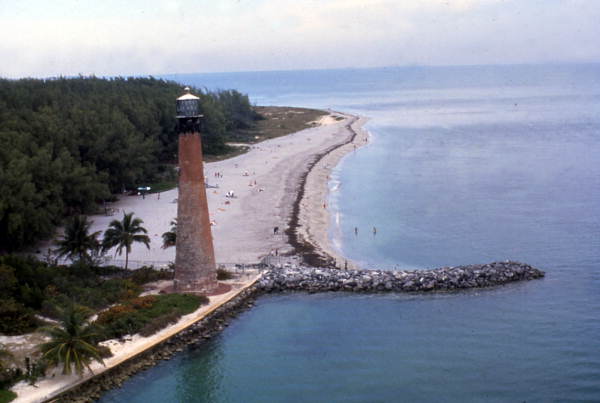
(0, 76, 261, 251)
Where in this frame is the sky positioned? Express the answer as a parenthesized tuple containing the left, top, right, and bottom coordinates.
(1, 0, 599, 78)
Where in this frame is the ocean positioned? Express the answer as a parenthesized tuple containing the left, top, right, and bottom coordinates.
(99, 65, 600, 402)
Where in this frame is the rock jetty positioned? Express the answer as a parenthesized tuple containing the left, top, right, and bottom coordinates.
(258, 261, 544, 293)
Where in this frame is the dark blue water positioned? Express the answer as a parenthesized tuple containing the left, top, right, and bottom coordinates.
(101, 65, 600, 402)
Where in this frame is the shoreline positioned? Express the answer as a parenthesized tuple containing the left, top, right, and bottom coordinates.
(293, 114, 369, 269)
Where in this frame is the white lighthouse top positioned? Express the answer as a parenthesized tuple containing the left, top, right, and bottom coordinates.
(177, 87, 199, 101)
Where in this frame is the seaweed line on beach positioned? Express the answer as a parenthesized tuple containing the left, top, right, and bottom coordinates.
(285, 114, 360, 268)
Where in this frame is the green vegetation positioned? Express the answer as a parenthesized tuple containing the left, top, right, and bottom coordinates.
(233, 106, 327, 143)
(39, 305, 104, 375)
(96, 294, 206, 340)
(0, 254, 180, 384)
(0, 345, 16, 396)
(0, 389, 16, 403)
(161, 219, 177, 249)
(102, 212, 150, 270)
(54, 215, 101, 264)
(0, 255, 173, 334)
(216, 268, 235, 281)
(0, 77, 262, 251)
(145, 179, 177, 193)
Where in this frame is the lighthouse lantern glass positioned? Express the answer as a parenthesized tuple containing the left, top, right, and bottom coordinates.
(176, 99, 200, 118)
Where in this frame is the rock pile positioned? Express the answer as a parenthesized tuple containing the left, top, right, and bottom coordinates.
(258, 261, 544, 293)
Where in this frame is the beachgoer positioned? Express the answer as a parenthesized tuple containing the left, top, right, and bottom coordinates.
(274, 226, 279, 234)
(354, 227, 358, 235)
(373, 226, 377, 235)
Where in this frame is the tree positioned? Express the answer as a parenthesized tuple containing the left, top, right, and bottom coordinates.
(102, 212, 150, 270)
(39, 305, 104, 376)
(161, 218, 177, 249)
(0, 343, 12, 371)
(0, 77, 260, 251)
(54, 215, 101, 264)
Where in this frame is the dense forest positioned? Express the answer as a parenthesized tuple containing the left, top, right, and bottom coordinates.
(0, 77, 261, 251)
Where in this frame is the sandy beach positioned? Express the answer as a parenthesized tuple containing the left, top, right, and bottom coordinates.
(72, 111, 369, 267)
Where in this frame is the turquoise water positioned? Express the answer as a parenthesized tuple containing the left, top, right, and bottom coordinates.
(100, 65, 600, 402)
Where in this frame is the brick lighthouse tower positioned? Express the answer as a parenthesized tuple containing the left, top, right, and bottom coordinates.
(174, 87, 217, 294)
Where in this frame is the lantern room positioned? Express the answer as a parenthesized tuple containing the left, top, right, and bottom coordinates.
(176, 87, 201, 118)
(176, 87, 202, 134)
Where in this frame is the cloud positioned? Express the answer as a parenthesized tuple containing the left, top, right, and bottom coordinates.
(0, 0, 599, 78)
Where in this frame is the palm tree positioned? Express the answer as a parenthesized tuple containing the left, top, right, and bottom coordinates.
(161, 218, 177, 249)
(102, 212, 150, 270)
(55, 215, 101, 264)
(39, 306, 104, 376)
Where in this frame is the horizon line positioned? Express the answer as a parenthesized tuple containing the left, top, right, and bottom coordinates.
(3, 61, 600, 81)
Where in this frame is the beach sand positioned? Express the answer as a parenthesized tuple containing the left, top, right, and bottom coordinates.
(73, 111, 369, 267)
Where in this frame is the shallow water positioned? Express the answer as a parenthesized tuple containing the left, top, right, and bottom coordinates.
(100, 65, 600, 402)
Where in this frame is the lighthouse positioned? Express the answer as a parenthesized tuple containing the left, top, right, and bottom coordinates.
(174, 87, 217, 293)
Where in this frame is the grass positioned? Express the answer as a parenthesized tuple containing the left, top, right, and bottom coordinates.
(97, 294, 207, 340)
(141, 294, 204, 318)
(206, 106, 328, 161)
(0, 390, 16, 403)
(238, 106, 328, 143)
(144, 180, 177, 194)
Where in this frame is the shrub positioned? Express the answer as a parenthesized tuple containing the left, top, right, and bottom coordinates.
(97, 294, 207, 340)
(128, 295, 157, 310)
(99, 312, 146, 340)
(128, 267, 174, 285)
(97, 345, 113, 359)
(142, 294, 207, 318)
(91, 265, 126, 277)
(217, 268, 234, 280)
(0, 266, 18, 298)
(96, 305, 136, 326)
(0, 299, 38, 335)
(0, 389, 17, 403)
(138, 311, 181, 337)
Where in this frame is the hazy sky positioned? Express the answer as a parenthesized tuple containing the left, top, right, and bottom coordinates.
(1, 0, 599, 78)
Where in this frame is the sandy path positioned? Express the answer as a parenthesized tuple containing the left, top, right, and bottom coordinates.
(77, 111, 368, 266)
